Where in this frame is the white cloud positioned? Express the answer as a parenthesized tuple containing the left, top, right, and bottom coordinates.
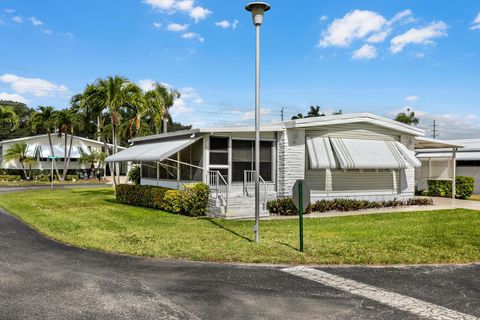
(181, 32, 204, 42)
(144, 0, 211, 22)
(242, 108, 272, 120)
(390, 21, 448, 53)
(319, 10, 386, 47)
(405, 95, 419, 102)
(138, 79, 156, 92)
(389, 9, 413, 25)
(189, 6, 211, 22)
(414, 52, 425, 58)
(144, 0, 176, 11)
(4, 9, 15, 13)
(171, 97, 193, 115)
(470, 12, 480, 30)
(29, 17, 43, 26)
(0, 92, 29, 104)
(42, 29, 52, 34)
(351, 44, 377, 60)
(320, 15, 328, 22)
(0, 74, 68, 97)
(12, 16, 22, 23)
(166, 23, 188, 32)
(153, 22, 162, 28)
(367, 29, 391, 43)
(175, 0, 193, 11)
(215, 19, 239, 29)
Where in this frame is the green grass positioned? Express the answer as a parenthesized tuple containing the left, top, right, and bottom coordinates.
(1, 188, 480, 265)
(0, 180, 106, 187)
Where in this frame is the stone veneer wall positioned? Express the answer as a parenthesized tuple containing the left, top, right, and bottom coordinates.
(277, 128, 305, 197)
(400, 135, 416, 197)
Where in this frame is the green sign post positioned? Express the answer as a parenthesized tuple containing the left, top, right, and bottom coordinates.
(292, 179, 310, 252)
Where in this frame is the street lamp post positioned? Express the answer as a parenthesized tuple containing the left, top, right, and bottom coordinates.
(246, 2, 270, 243)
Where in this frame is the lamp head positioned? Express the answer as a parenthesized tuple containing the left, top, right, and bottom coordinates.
(245, 2, 270, 26)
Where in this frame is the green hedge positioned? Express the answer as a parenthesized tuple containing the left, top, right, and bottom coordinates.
(116, 183, 210, 217)
(427, 176, 474, 199)
(267, 197, 433, 215)
(0, 175, 21, 182)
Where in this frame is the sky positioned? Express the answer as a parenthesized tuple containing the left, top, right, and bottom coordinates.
(0, 0, 479, 139)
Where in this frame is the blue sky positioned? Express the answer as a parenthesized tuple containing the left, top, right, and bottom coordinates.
(0, 0, 479, 138)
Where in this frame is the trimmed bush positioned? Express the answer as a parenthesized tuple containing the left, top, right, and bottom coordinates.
(267, 197, 433, 215)
(427, 176, 474, 199)
(115, 183, 210, 216)
(0, 175, 21, 182)
(127, 166, 141, 185)
(65, 175, 79, 181)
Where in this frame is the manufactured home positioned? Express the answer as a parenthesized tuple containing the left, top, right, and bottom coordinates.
(0, 134, 121, 173)
(107, 113, 428, 218)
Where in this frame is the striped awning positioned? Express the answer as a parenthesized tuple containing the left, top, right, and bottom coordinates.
(329, 137, 408, 170)
(38, 144, 84, 159)
(395, 141, 421, 167)
(306, 136, 337, 169)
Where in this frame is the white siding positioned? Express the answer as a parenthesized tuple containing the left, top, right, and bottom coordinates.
(277, 129, 305, 197)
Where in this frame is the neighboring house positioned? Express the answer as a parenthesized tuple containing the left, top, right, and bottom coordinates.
(107, 113, 428, 219)
(416, 138, 479, 194)
(0, 134, 116, 172)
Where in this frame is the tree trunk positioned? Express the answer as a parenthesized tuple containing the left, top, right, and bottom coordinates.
(101, 133, 115, 187)
(163, 117, 168, 133)
(62, 128, 74, 180)
(47, 132, 62, 180)
(111, 123, 118, 187)
(20, 162, 28, 180)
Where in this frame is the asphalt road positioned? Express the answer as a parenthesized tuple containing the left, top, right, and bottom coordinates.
(0, 204, 479, 319)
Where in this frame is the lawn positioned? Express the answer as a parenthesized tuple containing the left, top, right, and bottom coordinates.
(1, 188, 480, 265)
(0, 180, 107, 187)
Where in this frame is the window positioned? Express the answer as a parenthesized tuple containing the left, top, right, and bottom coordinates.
(209, 137, 228, 166)
(231, 140, 272, 182)
(457, 160, 480, 167)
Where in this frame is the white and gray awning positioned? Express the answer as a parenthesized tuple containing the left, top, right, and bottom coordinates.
(306, 136, 337, 169)
(38, 144, 85, 159)
(395, 141, 421, 168)
(105, 137, 201, 162)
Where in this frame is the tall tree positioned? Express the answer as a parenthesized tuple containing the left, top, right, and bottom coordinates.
(53, 109, 83, 180)
(0, 106, 19, 131)
(28, 106, 62, 180)
(291, 105, 326, 120)
(150, 83, 180, 133)
(395, 109, 419, 125)
(3, 142, 30, 179)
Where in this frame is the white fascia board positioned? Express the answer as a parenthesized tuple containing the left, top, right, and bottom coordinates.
(286, 113, 424, 136)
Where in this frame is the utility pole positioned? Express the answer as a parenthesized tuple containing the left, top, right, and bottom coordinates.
(431, 120, 438, 139)
(280, 106, 284, 121)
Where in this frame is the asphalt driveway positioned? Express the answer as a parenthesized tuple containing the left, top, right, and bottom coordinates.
(0, 207, 479, 319)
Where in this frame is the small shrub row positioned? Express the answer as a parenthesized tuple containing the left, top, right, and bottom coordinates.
(0, 175, 21, 182)
(116, 183, 210, 217)
(427, 176, 474, 199)
(65, 175, 79, 181)
(267, 197, 433, 215)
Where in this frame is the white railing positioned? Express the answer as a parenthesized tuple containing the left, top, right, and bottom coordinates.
(207, 170, 228, 212)
(243, 170, 267, 205)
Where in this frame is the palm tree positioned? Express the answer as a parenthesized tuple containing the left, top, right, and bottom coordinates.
(4, 142, 29, 179)
(53, 109, 83, 180)
(124, 83, 147, 139)
(28, 106, 62, 180)
(395, 109, 420, 125)
(149, 83, 180, 133)
(80, 150, 105, 177)
(80, 76, 141, 185)
(291, 105, 326, 120)
(0, 106, 19, 131)
(145, 88, 165, 134)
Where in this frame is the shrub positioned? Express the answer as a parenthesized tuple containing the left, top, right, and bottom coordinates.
(65, 175, 79, 181)
(427, 176, 474, 199)
(115, 183, 210, 216)
(267, 197, 433, 215)
(266, 197, 311, 215)
(127, 166, 141, 185)
(0, 175, 21, 182)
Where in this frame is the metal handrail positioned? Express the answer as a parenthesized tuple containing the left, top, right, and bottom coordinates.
(207, 170, 228, 212)
(243, 170, 267, 206)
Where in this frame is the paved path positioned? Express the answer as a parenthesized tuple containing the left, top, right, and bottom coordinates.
(1, 208, 480, 319)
